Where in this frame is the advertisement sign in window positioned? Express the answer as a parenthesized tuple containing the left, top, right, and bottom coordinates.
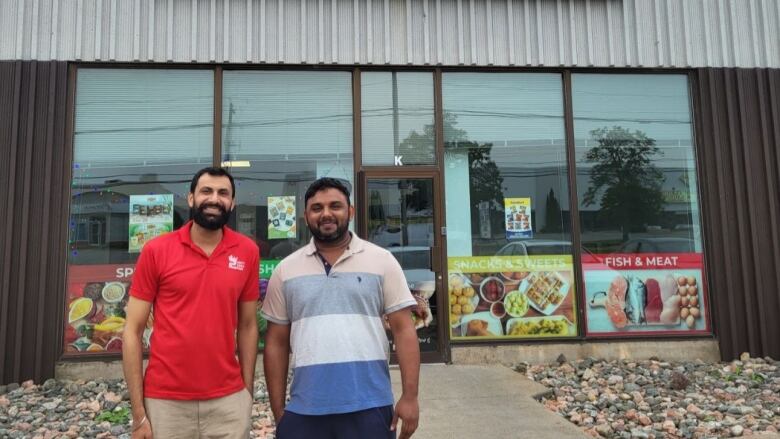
(448, 256, 577, 339)
(583, 253, 710, 336)
(267, 196, 297, 239)
(505, 197, 533, 239)
(128, 194, 174, 253)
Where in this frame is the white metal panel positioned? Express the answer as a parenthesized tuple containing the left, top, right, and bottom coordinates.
(3, 0, 780, 67)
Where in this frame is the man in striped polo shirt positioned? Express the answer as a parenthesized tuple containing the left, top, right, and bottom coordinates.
(262, 177, 420, 439)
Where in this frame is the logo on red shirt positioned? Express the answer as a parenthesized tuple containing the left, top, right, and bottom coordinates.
(228, 255, 246, 271)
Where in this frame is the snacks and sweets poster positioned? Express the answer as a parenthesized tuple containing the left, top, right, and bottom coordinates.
(268, 196, 297, 239)
(64, 265, 141, 355)
(582, 253, 711, 336)
(505, 198, 532, 239)
(129, 194, 174, 253)
(447, 255, 577, 339)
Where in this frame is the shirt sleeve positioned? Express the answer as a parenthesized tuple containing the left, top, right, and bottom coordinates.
(260, 266, 289, 324)
(129, 244, 159, 302)
(239, 249, 260, 302)
(382, 252, 417, 314)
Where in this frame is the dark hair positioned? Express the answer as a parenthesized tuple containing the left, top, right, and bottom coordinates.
(190, 167, 236, 198)
(305, 177, 351, 207)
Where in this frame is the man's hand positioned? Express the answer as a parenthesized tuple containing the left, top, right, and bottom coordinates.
(131, 417, 153, 438)
(391, 394, 419, 439)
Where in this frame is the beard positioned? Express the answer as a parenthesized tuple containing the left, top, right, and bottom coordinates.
(191, 202, 232, 230)
(308, 217, 349, 243)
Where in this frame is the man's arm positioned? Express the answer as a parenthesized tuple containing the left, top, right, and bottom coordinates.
(122, 296, 153, 438)
(237, 301, 259, 392)
(387, 308, 420, 439)
(263, 322, 291, 422)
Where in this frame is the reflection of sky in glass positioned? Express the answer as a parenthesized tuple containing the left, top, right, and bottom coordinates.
(222, 71, 353, 158)
(74, 69, 213, 166)
(361, 72, 434, 165)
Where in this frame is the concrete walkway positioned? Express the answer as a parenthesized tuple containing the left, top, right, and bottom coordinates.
(391, 364, 588, 439)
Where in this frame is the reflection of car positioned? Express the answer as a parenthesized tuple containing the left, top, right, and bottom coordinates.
(617, 237, 696, 253)
(496, 240, 576, 257)
(386, 246, 435, 294)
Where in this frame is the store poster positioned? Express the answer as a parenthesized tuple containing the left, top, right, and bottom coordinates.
(268, 196, 297, 239)
(257, 259, 281, 350)
(505, 198, 533, 239)
(447, 255, 577, 339)
(64, 265, 139, 354)
(129, 194, 174, 253)
(583, 253, 711, 336)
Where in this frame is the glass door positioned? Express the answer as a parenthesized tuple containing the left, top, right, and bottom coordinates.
(359, 171, 447, 363)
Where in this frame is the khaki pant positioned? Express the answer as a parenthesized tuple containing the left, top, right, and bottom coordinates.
(145, 389, 252, 438)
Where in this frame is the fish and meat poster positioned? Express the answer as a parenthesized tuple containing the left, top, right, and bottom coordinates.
(505, 198, 532, 239)
(128, 194, 174, 253)
(582, 253, 711, 336)
(267, 196, 297, 239)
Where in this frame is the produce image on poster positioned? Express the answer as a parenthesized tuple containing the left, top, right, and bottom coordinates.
(447, 256, 577, 339)
(64, 265, 148, 355)
(129, 194, 174, 253)
(268, 196, 297, 239)
(583, 253, 710, 336)
(505, 198, 532, 239)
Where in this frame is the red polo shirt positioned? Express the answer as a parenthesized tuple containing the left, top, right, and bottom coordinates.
(130, 221, 260, 400)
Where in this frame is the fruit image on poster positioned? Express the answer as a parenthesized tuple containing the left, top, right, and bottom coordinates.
(64, 265, 150, 355)
(129, 194, 174, 253)
(268, 196, 297, 239)
(583, 253, 711, 336)
(447, 255, 577, 339)
(505, 198, 532, 239)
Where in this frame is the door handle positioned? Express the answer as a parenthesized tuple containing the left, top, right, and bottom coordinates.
(430, 246, 442, 273)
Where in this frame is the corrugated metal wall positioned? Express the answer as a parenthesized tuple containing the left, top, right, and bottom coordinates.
(0, 61, 71, 385)
(694, 68, 780, 361)
(2, 0, 779, 67)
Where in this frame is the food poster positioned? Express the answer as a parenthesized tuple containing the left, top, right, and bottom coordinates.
(582, 253, 711, 336)
(129, 194, 174, 253)
(268, 196, 297, 239)
(505, 198, 533, 239)
(64, 265, 146, 355)
(447, 256, 577, 339)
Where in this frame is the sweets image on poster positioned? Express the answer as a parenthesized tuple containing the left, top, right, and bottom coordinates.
(129, 194, 174, 253)
(64, 265, 153, 355)
(582, 253, 710, 336)
(446, 255, 577, 340)
(268, 196, 297, 239)
(505, 198, 532, 239)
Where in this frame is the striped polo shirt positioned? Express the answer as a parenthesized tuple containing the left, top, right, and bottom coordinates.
(261, 233, 416, 415)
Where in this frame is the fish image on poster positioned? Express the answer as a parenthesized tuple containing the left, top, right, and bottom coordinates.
(505, 198, 532, 239)
(268, 196, 297, 239)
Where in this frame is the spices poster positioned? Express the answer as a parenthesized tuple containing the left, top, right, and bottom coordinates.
(268, 196, 297, 239)
(505, 198, 532, 239)
(129, 194, 174, 253)
(582, 253, 711, 336)
(64, 264, 143, 355)
(447, 255, 577, 340)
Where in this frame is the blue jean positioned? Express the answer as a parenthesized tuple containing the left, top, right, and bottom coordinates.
(275, 405, 396, 439)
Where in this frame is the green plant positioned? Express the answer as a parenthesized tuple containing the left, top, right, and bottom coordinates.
(95, 407, 130, 424)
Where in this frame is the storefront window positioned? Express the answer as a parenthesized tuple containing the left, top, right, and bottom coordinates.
(221, 70, 354, 346)
(442, 73, 578, 340)
(572, 74, 710, 336)
(361, 72, 435, 165)
(66, 69, 214, 354)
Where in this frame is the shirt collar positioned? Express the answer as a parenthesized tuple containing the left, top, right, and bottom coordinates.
(304, 231, 365, 257)
(177, 220, 240, 250)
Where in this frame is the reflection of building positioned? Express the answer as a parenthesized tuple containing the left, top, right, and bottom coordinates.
(2, 0, 780, 384)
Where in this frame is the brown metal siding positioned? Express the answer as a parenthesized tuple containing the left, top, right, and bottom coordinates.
(694, 68, 780, 361)
(0, 61, 71, 384)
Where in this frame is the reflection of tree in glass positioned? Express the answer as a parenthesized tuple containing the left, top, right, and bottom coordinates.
(442, 113, 505, 236)
(543, 188, 563, 233)
(399, 124, 435, 165)
(582, 127, 664, 241)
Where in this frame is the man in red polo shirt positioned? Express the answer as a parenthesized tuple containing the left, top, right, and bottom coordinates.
(122, 167, 260, 438)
